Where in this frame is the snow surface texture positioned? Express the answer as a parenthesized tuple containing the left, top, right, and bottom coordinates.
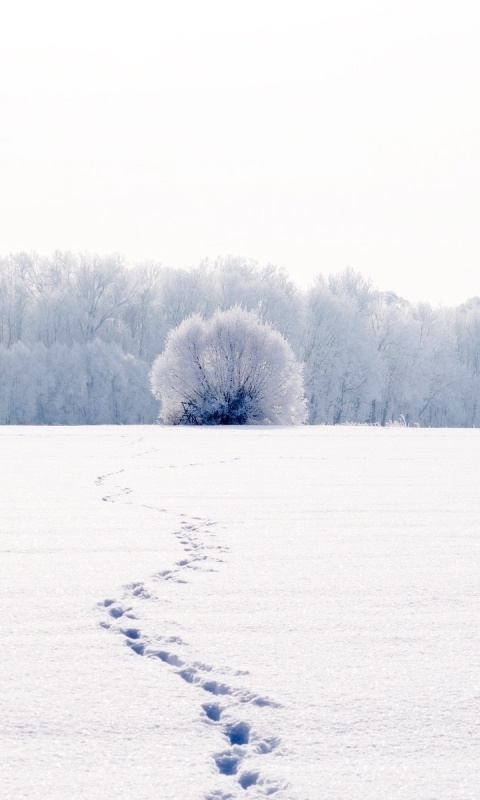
(1, 426, 480, 799)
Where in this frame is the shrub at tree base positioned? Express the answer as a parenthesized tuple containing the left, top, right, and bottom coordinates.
(149, 307, 307, 425)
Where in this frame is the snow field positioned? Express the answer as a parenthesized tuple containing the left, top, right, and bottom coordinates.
(1, 426, 480, 799)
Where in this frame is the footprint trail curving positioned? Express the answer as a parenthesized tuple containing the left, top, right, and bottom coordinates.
(97, 481, 288, 799)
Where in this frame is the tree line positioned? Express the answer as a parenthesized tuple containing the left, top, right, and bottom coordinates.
(0, 251, 479, 426)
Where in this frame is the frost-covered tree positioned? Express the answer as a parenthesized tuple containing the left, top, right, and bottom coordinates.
(302, 279, 378, 424)
(202, 256, 303, 355)
(455, 299, 480, 426)
(0, 254, 35, 346)
(0, 340, 157, 425)
(150, 307, 307, 425)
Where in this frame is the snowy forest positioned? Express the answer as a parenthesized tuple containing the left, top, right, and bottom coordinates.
(0, 251, 479, 426)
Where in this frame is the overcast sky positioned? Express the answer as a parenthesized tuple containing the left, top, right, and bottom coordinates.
(1, 0, 479, 306)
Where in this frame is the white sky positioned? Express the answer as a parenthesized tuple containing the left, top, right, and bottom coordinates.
(1, 0, 479, 306)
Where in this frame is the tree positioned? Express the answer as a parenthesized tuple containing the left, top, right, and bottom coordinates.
(203, 256, 303, 355)
(0, 253, 35, 346)
(302, 280, 378, 424)
(149, 306, 307, 425)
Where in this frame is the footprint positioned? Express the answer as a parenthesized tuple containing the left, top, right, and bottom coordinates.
(121, 627, 141, 639)
(202, 703, 223, 722)
(126, 639, 145, 656)
(151, 650, 184, 668)
(201, 679, 232, 696)
(252, 736, 280, 755)
(226, 721, 250, 746)
(108, 605, 133, 619)
(238, 771, 259, 790)
(160, 635, 185, 645)
(178, 667, 197, 685)
(214, 749, 243, 776)
(129, 582, 151, 599)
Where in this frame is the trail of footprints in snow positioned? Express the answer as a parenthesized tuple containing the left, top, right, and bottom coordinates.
(99, 515, 285, 797)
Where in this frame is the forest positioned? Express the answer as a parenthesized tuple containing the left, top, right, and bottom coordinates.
(0, 251, 478, 426)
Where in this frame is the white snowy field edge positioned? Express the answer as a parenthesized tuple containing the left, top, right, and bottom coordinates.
(1, 425, 480, 799)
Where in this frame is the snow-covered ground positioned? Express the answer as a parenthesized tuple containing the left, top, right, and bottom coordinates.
(2, 425, 480, 800)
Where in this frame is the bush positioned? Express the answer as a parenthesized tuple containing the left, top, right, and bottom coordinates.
(149, 306, 307, 425)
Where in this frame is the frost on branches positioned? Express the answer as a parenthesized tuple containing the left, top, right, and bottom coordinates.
(149, 307, 307, 425)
